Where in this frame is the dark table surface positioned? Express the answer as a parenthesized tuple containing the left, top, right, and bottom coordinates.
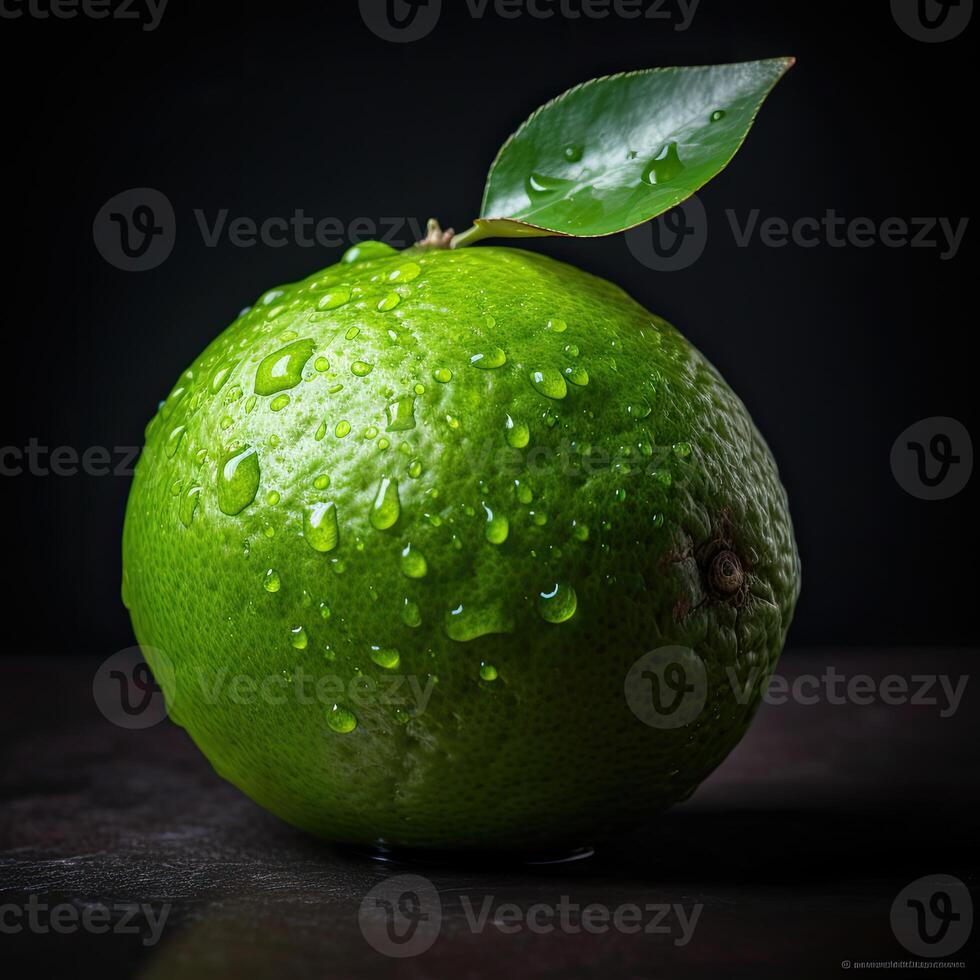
(1, 649, 976, 979)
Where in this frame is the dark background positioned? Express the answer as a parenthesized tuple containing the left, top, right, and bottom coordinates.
(1, 0, 973, 656)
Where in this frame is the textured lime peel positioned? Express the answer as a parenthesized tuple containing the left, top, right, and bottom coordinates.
(122, 60, 799, 852)
(451, 58, 795, 247)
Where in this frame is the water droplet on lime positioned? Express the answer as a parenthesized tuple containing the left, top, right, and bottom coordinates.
(483, 504, 509, 544)
(444, 602, 514, 642)
(217, 446, 260, 515)
(386, 395, 416, 431)
(505, 415, 530, 448)
(401, 598, 422, 628)
(538, 582, 578, 623)
(400, 543, 428, 578)
(470, 347, 507, 369)
(326, 703, 358, 733)
(254, 339, 314, 395)
(342, 240, 398, 264)
(388, 262, 421, 283)
(370, 646, 401, 670)
(530, 367, 567, 400)
(304, 501, 339, 552)
(179, 485, 201, 527)
(369, 477, 400, 530)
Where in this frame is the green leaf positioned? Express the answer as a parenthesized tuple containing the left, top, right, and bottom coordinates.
(454, 58, 794, 247)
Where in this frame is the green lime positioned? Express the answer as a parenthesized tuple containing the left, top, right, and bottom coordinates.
(123, 242, 799, 852)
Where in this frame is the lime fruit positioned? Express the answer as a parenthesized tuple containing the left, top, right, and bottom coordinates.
(123, 242, 799, 852)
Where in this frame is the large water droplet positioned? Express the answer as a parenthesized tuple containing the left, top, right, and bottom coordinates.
(304, 501, 339, 552)
(483, 504, 509, 544)
(386, 395, 416, 431)
(341, 241, 398, 264)
(400, 543, 428, 578)
(179, 485, 201, 527)
(401, 598, 422, 628)
(370, 646, 401, 670)
(290, 626, 308, 650)
(316, 286, 351, 311)
(525, 172, 575, 199)
(628, 399, 652, 420)
(444, 602, 514, 642)
(377, 292, 401, 312)
(505, 415, 529, 448)
(217, 447, 260, 515)
(388, 262, 421, 283)
(369, 477, 400, 530)
(537, 582, 578, 623)
(165, 425, 186, 459)
(326, 703, 358, 733)
(479, 662, 499, 681)
(254, 339, 315, 395)
(351, 360, 374, 377)
(710, 109, 726, 123)
(563, 143, 583, 163)
(264, 569, 281, 592)
(643, 142, 685, 185)
(433, 367, 453, 383)
(564, 365, 589, 387)
(210, 362, 238, 394)
(470, 347, 507, 370)
(530, 367, 567, 400)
